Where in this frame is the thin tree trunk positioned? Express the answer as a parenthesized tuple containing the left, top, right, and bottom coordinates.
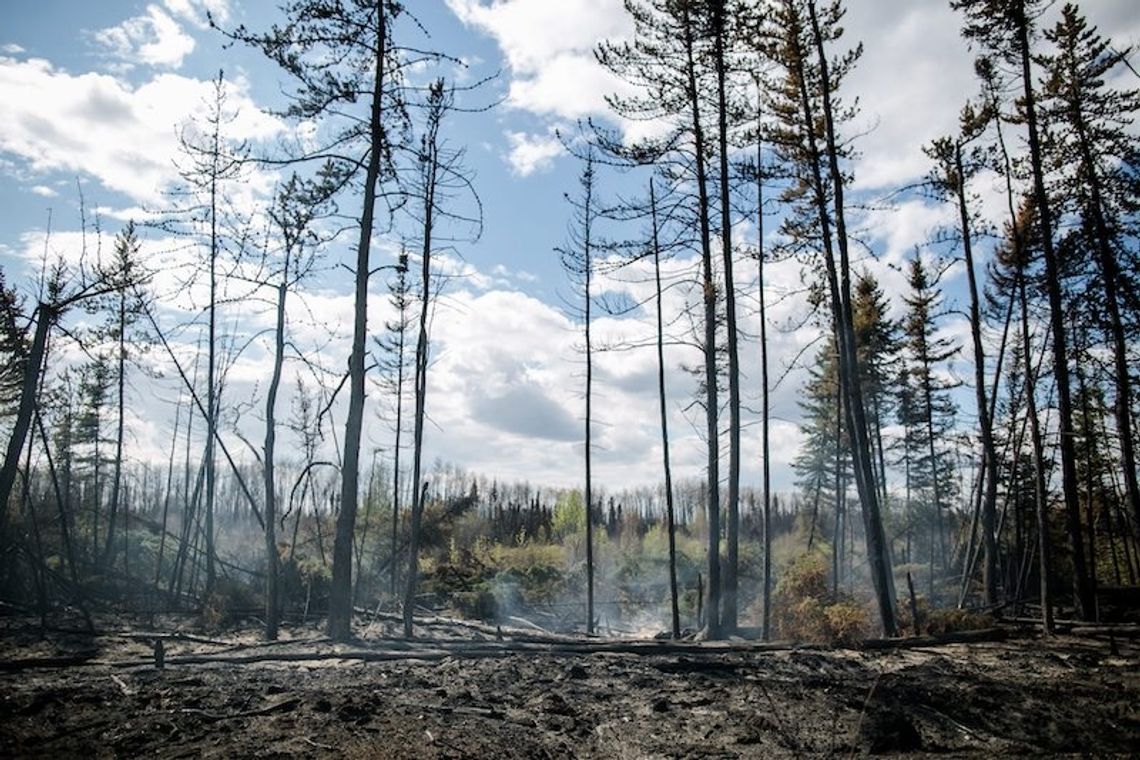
(755, 117, 773, 642)
(34, 410, 92, 630)
(263, 275, 287, 640)
(650, 180, 680, 639)
(1019, 272, 1054, 633)
(154, 391, 182, 595)
(1014, 3, 1093, 620)
(1073, 330, 1099, 611)
(712, 0, 741, 633)
(0, 303, 54, 519)
(390, 309, 406, 600)
(20, 435, 47, 630)
(1071, 109, 1140, 546)
(680, 2, 720, 638)
(330, 5, 387, 642)
(833, 379, 843, 597)
(953, 141, 1000, 608)
(404, 98, 440, 639)
(804, 0, 895, 634)
(102, 291, 127, 572)
(989, 82, 1051, 632)
(584, 159, 595, 636)
(204, 79, 221, 600)
(959, 287, 1015, 608)
(921, 370, 948, 584)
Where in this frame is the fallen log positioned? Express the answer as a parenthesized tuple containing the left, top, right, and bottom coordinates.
(861, 627, 1010, 650)
(120, 632, 232, 647)
(0, 652, 98, 671)
(362, 609, 587, 644)
(1006, 617, 1140, 637)
(1058, 625, 1140, 638)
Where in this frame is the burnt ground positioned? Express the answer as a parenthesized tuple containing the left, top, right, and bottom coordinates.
(1, 615, 1138, 758)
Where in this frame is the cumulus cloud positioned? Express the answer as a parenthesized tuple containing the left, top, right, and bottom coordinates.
(504, 129, 565, 176)
(845, 0, 1139, 192)
(0, 57, 284, 202)
(162, 0, 231, 29)
(446, 0, 632, 125)
(93, 5, 197, 69)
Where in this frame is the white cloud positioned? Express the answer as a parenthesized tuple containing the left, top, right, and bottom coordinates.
(1, 44, 25, 55)
(504, 129, 564, 176)
(446, 0, 628, 72)
(0, 57, 284, 202)
(30, 185, 57, 198)
(93, 5, 197, 69)
(163, 0, 231, 29)
(446, 0, 631, 119)
(508, 51, 625, 120)
(845, 0, 1140, 192)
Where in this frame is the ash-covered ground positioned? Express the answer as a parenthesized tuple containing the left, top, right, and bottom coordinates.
(1, 614, 1138, 757)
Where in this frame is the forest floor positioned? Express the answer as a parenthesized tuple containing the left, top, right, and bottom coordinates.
(1, 612, 1138, 758)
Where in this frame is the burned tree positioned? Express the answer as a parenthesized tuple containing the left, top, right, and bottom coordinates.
(558, 153, 600, 635)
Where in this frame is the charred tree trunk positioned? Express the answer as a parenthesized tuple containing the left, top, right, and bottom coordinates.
(390, 302, 406, 600)
(680, 2, 721, 638)
(755, 115, 773, 642)
(329, 6, 388, 642)
(263, 277, 287, 640)
(712, 0, 741, 634)
(953, 141, 1000, 608)
(1014, 4, 1093, 620)
(1071, 110, 1140, 548)
(1018, 270, 1055, 633)
(0, 304, 55, 520)
(805, 0, 896, 634)
(404, 85, 443, 639)
(650, 180, 681, 639)
(102, 293, 127, 572)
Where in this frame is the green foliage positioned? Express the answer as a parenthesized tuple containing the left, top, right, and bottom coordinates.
(552, 490, 585, 539)
(490, 542, 568, 607)
(776, 552, 830, 602)
(771, 552, 871, 646)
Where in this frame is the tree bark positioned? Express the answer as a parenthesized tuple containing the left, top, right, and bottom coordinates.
(329, 4, 387, 642)
(953, 139, 1000, 608)
(650, 180, 681, 639)
(680, 1, 721, 639)
(102, 292, 127, 572)
(404, 90, 441, 639)
(0, 304, 54, 518)
(754, 110, 773, 641)
(803, 0, 896, 634)
(1013, 3, 1094, 620)
(263, 277, 287, 640)
(712, 0, 741, 634)
(1071, 107, 1140, 549)
(583, 159, 595, 636)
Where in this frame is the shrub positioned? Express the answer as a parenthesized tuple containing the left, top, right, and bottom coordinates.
(924, 607, 993, 635)
(771, 552, 870, 646)
(823, 600, 870, 646)
(450, 587, 498, 621)
(201, 578, 259, 630)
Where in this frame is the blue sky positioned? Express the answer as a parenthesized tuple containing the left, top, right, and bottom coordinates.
(1, 0, 1138, 497)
